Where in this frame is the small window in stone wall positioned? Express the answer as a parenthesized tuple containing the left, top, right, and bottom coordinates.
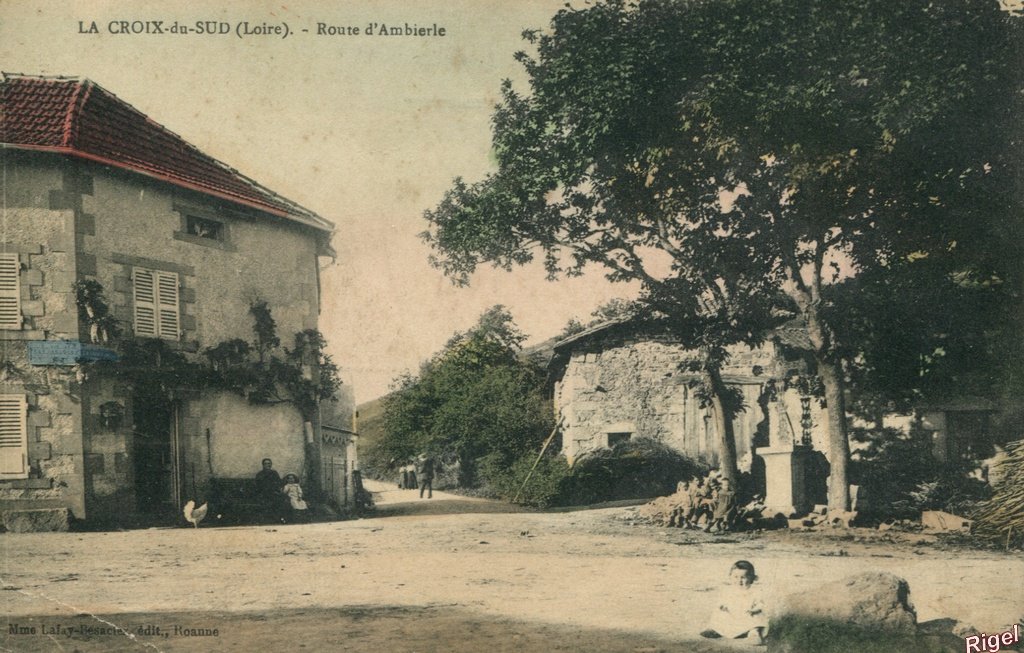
(186, 215, 224, 241)
(99, 401, 125, 430)
(607, 432, 632, 448)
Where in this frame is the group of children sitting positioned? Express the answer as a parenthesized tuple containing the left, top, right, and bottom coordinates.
(668, 473, 738, 532)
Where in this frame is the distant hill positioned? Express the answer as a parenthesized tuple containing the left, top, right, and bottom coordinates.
(354, 394, 388, 475)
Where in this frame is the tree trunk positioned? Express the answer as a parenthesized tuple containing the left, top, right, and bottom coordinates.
(788, 279, 851, 512)
(704, 363, 739, 486)
(817, 359, 850, 511)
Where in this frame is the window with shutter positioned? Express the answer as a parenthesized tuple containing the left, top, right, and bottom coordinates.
(0, 395, 28, 480)
(0, 253, 22, 330)
(133, 267, 180, 340)
(156, 271, 180, 338)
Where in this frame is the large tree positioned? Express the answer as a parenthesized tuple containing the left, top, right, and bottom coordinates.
(376, 306, 554, 485)
(423, 0, 1021, 509)
(832, 252, 1023, 425)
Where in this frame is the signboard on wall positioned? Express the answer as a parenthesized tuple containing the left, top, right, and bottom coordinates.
(27, 341, 119, 366)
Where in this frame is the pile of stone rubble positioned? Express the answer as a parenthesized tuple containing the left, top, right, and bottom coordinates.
(637, 471, 859, 531)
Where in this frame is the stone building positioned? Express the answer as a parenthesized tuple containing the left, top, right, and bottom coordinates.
(548, 319, 830, 514)
(0, 74, 350, 530)
(320, 391, 360, 511)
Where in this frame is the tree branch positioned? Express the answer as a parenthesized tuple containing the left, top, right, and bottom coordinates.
(810, 238, 825, 301)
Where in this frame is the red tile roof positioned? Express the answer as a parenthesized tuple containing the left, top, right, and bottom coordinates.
(1, 73, 332, 233)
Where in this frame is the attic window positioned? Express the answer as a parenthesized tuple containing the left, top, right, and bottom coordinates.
(186, 216, 224, 241)
(173, 208, 233, 251)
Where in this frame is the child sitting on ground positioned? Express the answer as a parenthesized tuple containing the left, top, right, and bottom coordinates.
(701, 560, 768, 645)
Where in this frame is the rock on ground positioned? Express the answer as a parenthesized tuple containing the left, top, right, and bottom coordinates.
(775, 571, 917, 633)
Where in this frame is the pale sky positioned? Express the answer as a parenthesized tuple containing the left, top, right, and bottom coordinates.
(0, 0, 637, 402)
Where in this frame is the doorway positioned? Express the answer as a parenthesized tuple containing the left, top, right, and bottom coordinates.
(132, 388, 181, 522)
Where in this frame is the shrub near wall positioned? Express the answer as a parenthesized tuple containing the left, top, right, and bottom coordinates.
(561, 438, 706, 506)
(850, 427, 991, 521)
(481, 452, 571, 508)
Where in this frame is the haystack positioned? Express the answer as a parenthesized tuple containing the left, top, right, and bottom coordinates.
(972, 439, 1024, 548)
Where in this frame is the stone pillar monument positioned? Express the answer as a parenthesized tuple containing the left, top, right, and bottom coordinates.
(755, 445, 813, 516)
(754, 395, 813, 516)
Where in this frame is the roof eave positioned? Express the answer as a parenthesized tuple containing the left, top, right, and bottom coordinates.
(2, 142, 334, 234)
(551, 317, 634, 352)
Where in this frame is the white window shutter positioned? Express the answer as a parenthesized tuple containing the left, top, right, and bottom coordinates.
(132, 267, 158, 337)
(156, 271, 180, 340)
(0, 253, 22, 330)
(134, 267, 181, 340)
(0, 395, 29, 480)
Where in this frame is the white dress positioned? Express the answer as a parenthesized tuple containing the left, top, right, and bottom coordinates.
(283, 483, 308, 510)
(707, 583, 768, 639)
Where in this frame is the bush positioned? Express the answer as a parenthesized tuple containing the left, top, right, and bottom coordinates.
(562, 437, 706, 506)
(850, 427, 989, 520)
(479, 451, 571, 508)
(431, 452, 462, 491)
(480, 438, 703, 508)
(908, 477, 991, 516)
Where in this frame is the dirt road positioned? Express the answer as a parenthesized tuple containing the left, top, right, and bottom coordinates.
(0, 481, 1020, 652)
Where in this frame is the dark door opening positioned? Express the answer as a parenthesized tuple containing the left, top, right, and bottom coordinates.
(132, 389, 178, 522)
(947, 411, 993, 461)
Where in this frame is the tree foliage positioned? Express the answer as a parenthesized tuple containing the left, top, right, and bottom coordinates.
(375, 306, 555, 485)
(832, 255, 1022, 421)
(423, 0, 1023, 508)
(556, 297, 637, 339)
(73, 279, 122, 343)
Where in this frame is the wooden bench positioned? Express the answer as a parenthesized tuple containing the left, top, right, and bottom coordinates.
(207, 478, 277, 525)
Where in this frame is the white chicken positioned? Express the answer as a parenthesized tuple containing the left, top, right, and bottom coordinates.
(183, 500, 208, 528)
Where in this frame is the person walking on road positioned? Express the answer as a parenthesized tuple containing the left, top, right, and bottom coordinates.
(418, 455, 435, 499)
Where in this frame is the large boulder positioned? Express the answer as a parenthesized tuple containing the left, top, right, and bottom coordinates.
(768, 572, 918, 653)
(777, 571, 917, 633)
(2, 508, 71, 532)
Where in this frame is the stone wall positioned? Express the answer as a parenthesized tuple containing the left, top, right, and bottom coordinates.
(82, 164, 321, 347)
(77, 159, 324, 520)
(79, 377, 134, 520)
(1, 152, 85, 519)
(555, 338, 779, 467)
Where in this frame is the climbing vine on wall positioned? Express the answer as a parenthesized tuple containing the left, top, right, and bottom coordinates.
(72, 279, 122, 344)
(202, 303, 341, 417)
(84, 286, 341, 419)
